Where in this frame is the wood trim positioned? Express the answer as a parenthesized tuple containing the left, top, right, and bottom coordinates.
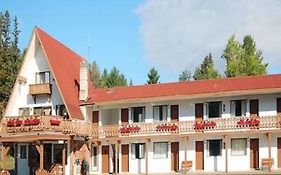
(0, 134, 71, 142)
(2, 144, 11, 171)
(62, 142, 66, 175)
(35, 142, 44, 170)
(171, 142, 179, 171)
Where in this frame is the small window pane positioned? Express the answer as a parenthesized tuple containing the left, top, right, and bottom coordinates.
(19, 108, 29, 116)
(131, 143, 145, 159)
(53, 144, 63, 163)
(153, 105, 167, 121)
(231, 138, 247, 156)
(132, 107, 145, 123)
(20, 145, 27, 159)
(153, 142, 168, 159)
(91, 146, 98, 167)
(208, 102, 222, 118)
(208, 140, 222, 156)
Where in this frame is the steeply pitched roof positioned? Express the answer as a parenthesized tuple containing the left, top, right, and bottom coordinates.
(35, 27, 88, 120)
(85, 74, 281, 105)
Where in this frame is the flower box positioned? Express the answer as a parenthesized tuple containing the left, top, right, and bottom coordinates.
(156, 123, 178, 131)
(194, 121, 216, 130)
(120, 125, 141, 134)
(24, 119, 31, 126)
(7, 120, 15, 127)
(15, 120, 23, 127)
(237, 118, 260, 127)
(50, 119, 60, 126)
(30, 118, 41, 125)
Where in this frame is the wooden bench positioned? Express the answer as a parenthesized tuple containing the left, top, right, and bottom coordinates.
(180, 161, 192, 173)
(261, 158, 274, 170)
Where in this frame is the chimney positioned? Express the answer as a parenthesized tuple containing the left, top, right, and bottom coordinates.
(79, 60, 88, 101)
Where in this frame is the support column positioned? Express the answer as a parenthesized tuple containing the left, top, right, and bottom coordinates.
(184, 137, 188, 162)
(69, 136, 74, 174)
(145, 139, 150, 175)
(1, 143, 11, 173)
(62, 142, 66, 175)
(268, 133, 272, 172)
(224, 135, 228, 173)
(115, 141, 119, 175)
(35, 141, 44, 170)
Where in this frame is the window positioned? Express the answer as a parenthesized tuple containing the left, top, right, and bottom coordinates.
(230, 100, 246, 117)
(208, 139, 222, 156)
(153, 142, 168, 159)
(20, 145, 27, 159)
(53, 144, 63, 164)
(153, 105, 167, 121)
(91, 145, 98, 169)
(35, 71, 50, 84)
(33, 106, 52, 115)
(19, 108, 29, 116)
(207, 102, 222, 118)
(131, 143, 145, 159)
(231, 138, 247, 156)
(132, 107, 145, 123)
(56, 105, 69, 119)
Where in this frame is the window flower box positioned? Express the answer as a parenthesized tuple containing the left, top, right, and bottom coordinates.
(7, 120, 15, 127)
(156, 123, 178, 131)
(120, 125, 141, 134)
(237, 118, 260, 127)
(50, 119, 60, 126)
(194, 121, 216, 130)
(24, 119, 31, 126)
(15, 119, 23, 127)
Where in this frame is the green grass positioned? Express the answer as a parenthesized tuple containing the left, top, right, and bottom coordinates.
(0, 156, 15, 170)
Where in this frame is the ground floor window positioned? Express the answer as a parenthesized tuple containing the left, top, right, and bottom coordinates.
(53, 144, 63, 163)
(131, 143, 145, 159)
(91, 145, 98, 169)
(231, 138, 247, 156)
(153, 142, 168, 159)
(20, 145, 27, 159)
(208, 139, 222, 156)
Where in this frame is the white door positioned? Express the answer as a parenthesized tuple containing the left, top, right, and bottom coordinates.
(17, 143, 29, 175)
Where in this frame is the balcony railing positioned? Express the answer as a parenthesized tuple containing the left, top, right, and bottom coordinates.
(91, 116, 281, 138)
(29, 83, 52, 95)
(0, 115, 91, 136)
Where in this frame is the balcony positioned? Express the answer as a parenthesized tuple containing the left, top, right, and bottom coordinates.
(29, 83, 52, 95)
(0, 115, 91, 137)
(91, 116, 281, 139)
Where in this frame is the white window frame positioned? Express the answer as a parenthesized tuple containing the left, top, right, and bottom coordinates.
(231, 138, 247, 156)
(230, 100, 247, 117)
(153, 105, 168, 121)
(206, 101, 222, 118)
(131, 143, 145, 159)
(207, 139, 222, 157)
(91, 145, 99, 171)
(153, 142, 168, 159)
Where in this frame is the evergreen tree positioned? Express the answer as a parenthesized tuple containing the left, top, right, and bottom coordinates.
(106, 67, 127, 88)
(179, 69, 191, 81)
(147, 67, 160, 84)
(193, 53, 221, 80)
(222, 35, 267, 77)
(89, 61, 101, 87)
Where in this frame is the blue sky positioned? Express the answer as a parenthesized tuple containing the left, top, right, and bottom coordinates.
(1, 0, 281, 85)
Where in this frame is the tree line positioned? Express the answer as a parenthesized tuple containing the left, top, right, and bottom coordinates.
(0, 11, 23, 115)
(90, 34, 268, 87)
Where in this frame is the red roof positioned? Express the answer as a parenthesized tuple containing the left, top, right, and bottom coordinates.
(35, 27, 90, 120)
(87, 74, 281, 104)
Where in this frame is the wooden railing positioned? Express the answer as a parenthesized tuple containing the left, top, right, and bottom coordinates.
(91, 116, 281, 138)
(29, 83, 52, 95)
(0, 115, 90, 136)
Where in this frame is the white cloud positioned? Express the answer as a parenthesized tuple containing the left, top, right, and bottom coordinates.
(135, 0, 281, 75)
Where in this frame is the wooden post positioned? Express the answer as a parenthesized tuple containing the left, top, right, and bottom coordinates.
(62, 142, 66, 175)
(184, 137, 188, 162)
(115, 141, 119, 175)
(69, 137, 74, 174)
(35, 141, 44, 170)
(145, 139, 150, 175)
(268, 133, 272, 172)
(2, 143, 11, 171)
(224, 135, 228, 173)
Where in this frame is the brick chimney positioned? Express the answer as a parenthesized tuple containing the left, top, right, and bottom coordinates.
(79, 60, 88, 101)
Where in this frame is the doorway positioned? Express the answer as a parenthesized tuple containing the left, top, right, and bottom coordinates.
(171, 142, 179, 171)
(250, 138, 259, 169)
(195, 141, 204, 170)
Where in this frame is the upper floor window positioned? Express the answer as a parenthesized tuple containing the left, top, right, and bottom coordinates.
(131, 107, 145, 123)
(56, 105, 69, 119)
(35, 71, 50, 84)
(207, 101, 222, 118)
(153, 105, 167, 121)
(230, 100, 246, 117)
(19, 107, 29, 116)
(34, 106, 52, 115)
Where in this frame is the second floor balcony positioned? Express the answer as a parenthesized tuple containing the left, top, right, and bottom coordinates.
(29, 83, 52, 95)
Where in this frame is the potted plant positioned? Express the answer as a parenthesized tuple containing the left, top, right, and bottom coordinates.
(81, 159, 89, 175)
(50, 118, 60, 125)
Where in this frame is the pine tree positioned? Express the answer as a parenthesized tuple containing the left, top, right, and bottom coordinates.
(89, 61, 101, 88)
(147, 67, 160, 84)
(179, 70, 191, 81)
(193, 53, 221, 80)
(222, 35, 267, 77)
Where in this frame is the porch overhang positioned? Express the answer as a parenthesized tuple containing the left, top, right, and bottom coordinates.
(0, 133, 71, 142)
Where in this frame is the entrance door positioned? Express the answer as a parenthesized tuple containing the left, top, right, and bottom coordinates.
(102, 145, 110, 173)
(171, 142, 179, 171)
(195, 103, 204, 120)
(18, 144, 29, 175)
(92, 111, 99, 126)
(250, 139, 259, 169)
(195, 141, 204, 170)
(121, 144, 129, 172)
(278, 138, 281, 168)
(277, 98, 281, 115)
(121, 108, 129, 124)
(171, 105, 179, 121)
(250, 100, 259, 118)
